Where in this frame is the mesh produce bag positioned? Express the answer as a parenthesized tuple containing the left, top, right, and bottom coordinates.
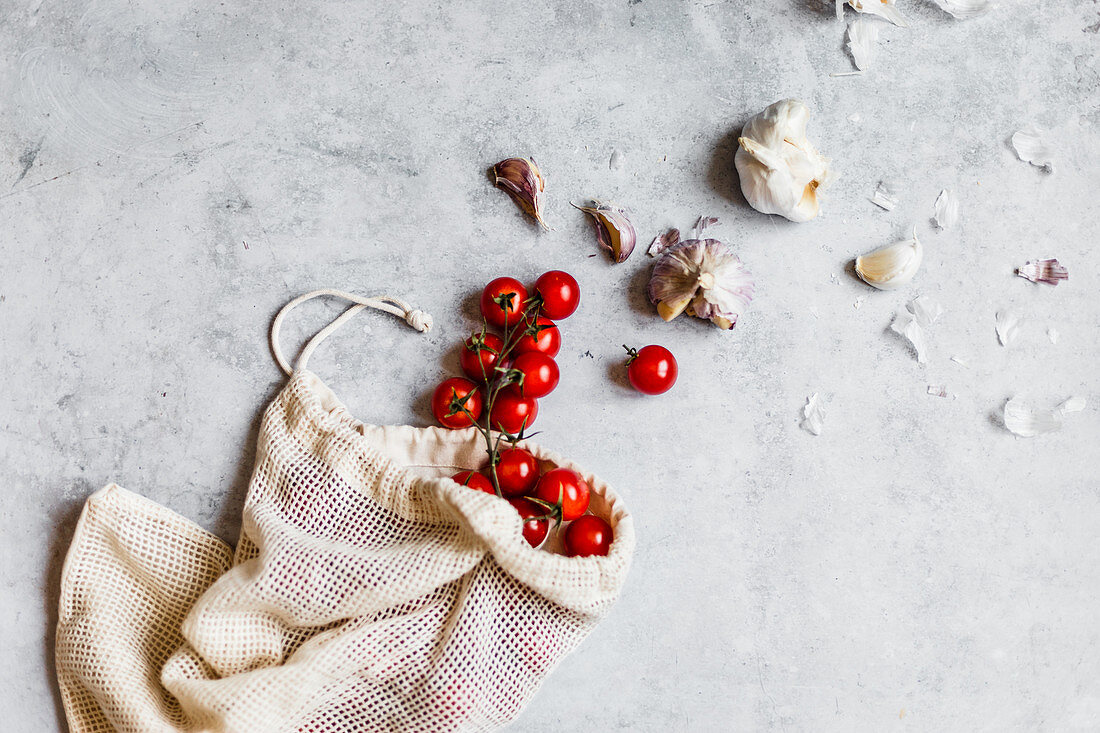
(55, 290, 635, 732)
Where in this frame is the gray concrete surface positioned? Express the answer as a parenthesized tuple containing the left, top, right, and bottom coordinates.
(2, 0, 1099, 730)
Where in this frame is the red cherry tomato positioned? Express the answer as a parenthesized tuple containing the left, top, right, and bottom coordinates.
(489, 390, 538, 434)
(480, 277, 529, 329)
(508, 497, 549, 548)
(563, 515, 613, 557)
(625, 345, 678, 395)
(494, 447, 540, 496)
(534, 270, 580, 320)
(460, 332, 505, 382)
(431, 377, 483, 429)
(513, 316, 560, 357)
(534, 468, 590, 521)
(509, 352, 559, 398)
(451, 470, 495, 495)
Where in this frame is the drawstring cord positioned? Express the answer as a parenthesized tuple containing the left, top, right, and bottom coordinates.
(270, 289, 433, 376)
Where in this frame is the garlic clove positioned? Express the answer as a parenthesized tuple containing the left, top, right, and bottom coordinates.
(648, 238, 754, 329)
(848, 0, 909, 27)
(855, 230, 922, 290)
(735, 99, 831, 223)
(493, 157, 549, 229)
(572, 200, 637, 263)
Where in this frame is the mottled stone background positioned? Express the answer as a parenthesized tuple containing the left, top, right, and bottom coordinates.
(1, 0, 1098, 729)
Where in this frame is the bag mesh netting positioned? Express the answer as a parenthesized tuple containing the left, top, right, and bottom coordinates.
(55, 291, 634, 732)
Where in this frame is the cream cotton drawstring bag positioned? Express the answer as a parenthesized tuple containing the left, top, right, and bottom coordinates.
(55, 289, 635, 733)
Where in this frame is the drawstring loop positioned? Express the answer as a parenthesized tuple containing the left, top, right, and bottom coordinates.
(270, 289, 432, 376)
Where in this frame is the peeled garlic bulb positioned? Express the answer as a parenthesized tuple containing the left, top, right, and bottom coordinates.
(647, 239, 754, 330)
(855, 231, 922, 290)
(735, 99, 832, 223)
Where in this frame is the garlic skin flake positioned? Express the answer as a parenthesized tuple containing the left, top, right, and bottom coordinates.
(647, 228, 680, 258)
(735, 99, 832, 223)
(870, 180, 899, 211)
(801, 394, 826, 436)
(848, 0, 909, 27)
(932, 0, 991, 18)
(932, 189, 959, 230)
(996, 310, 1021, 346)
(1016, 259, 1068, 285)
(1011, 128, 1054, 172)
(648, 239, 754, 330)
(572, 200, 637, 263)
(891, 295, 943, 363)
(855, 231, 923, 290)
(847, 18, 879, 71)
(1003, 397, 1062, 437)
(493, 157, 549, 229)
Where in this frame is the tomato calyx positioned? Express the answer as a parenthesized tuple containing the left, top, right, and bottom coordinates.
(492, 290, 517, 315)
(446, 388, 478, 419)
(523, 495, 564, 528)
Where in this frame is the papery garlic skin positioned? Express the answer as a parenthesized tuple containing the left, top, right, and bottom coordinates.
(648, 239, 754, 329)
(855, 231, 922, 290)
(847, 18, 879, 71)
(735, 99, 832, 223)
(848, 0, 908, 27)
(572, 200, 637, 263)
(493, 157, 549, 229)
(932, 0, 991, 19)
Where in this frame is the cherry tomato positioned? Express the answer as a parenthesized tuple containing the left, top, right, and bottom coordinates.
(534, 468, 590, 521)
(480, 277, 529, 329)
(563, 515, 613, 557)
(534, 270, 580, 320)
(489, 390, 538, 434)
(460, 332, 505, 382)
(494, 447, 540, 496)
(431, 377, 483, 429)
(451, 470, 495, 495)
(625, 344, 677, 395)
(508, 497, 549, 548)
(512, 316, 561, 357)
(509, 352, 559, 398)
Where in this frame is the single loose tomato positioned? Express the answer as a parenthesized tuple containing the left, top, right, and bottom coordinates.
(494, 447, 540, 496)
(563, 515, 613, 557)
(508, 497, 549, 548)
(480, 277, 529, 329)
(625, 344, 677, 395)
(509, 352, 559, 398)
(451, 470, 495, 495)
(431, 377, 483, 429)
(512, 316, 560, 357)
(534, 270, 580, 320)
(489, 390, 538, 434)
(534, 468, 590, 521)
(460, 332, 505, 382)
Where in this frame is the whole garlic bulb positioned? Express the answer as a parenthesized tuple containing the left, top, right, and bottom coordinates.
(735, 99, 832, 223)
(647, 239, 754, 330)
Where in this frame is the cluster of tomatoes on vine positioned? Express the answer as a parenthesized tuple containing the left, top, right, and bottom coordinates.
(429, 271, 612, 557)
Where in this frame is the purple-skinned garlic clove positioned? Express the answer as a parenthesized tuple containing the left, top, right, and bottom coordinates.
(493, 157, 548, 229)
(572, 200, 637, 263)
